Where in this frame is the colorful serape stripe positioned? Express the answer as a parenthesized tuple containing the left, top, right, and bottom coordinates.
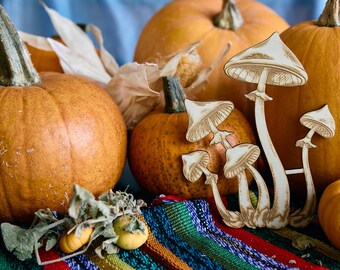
(0, 194, 339, 270)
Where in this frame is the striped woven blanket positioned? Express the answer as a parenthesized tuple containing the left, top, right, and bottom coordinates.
(0, 194, 339, 270)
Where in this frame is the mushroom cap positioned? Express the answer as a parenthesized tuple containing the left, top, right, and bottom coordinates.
(224, 143, 260, 178)
(182, 150, 210, 182)
(185, 99, 234, 142)
(300, 104, 335, 138)
(224, 32, 308, 87)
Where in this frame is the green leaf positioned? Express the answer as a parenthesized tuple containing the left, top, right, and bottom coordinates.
(68, 184, 95, 219)
(1, 223, 42, 261)
(44, 231, 59, 251)
(124, 217, 147, 234)
(34, 209, 58, 222)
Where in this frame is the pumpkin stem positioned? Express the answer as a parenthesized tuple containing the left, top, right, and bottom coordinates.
(0, 5, 40, 86)
(317, 0, 340, 27)
(213, 0, 243, 30)
(163, 76, 187, 114)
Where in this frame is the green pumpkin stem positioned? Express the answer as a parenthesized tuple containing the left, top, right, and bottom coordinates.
(317, 0, 340, 27)
(163, 76, 186, 114)
(213, 0, 243, 30)
(0, 5, 40, 86)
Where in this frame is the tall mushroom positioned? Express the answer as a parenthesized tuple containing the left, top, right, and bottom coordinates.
(224, 32, 308, 229)
(185, 99, 234, 149)
(289, 105, 335, 228)
(182, 150, 244, 228)
(224, 143, 270, 228)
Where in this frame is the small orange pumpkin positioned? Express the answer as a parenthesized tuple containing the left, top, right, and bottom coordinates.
(128, 76, 256, 199)
(0, 6, 127, 223)
(59, 227, 94, 254)
(134, 0, 288, 122)
(318, 179, 340, 250)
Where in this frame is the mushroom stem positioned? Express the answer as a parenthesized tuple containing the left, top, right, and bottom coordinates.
(246, 164, 270, 227)
(251, 67, 290, 229)
(237, 170, 256, 228)
(289, 130, 317, 228)
(204, 170, 244, 228)
(257, 67, 269, 93)
(207, 118, 232, 149)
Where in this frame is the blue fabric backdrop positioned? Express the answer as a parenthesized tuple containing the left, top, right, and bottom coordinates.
(0, 0, 327, 65)
(0, 0, 328, 193)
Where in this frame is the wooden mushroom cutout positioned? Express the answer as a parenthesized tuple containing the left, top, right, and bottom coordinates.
(185, 99, 234, 149)
(224, 143, 270, 228)
(182, 150, 244, 228)
(224, 32, 308, 229)
(289, 105, 335, 227)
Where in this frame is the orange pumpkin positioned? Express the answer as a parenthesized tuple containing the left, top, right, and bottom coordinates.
(128, 76, 256, 199)
(134, 0, 288, 122)
(59, 227, 94, 254)
(318, 179, 340, 250)
(266, 0, 340, 195)
(0, 7, 127, 223)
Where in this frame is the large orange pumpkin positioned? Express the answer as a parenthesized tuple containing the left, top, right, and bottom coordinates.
(0, 6, 127, 223)
(128, 76, 256, 199)
(318, 179, 340, 250)
(266, 0, 340, 195)
(134, 0, 288, 122)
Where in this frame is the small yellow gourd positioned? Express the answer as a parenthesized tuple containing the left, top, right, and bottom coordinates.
(59, 227, 93, 254)
(113, 216, 148, 250)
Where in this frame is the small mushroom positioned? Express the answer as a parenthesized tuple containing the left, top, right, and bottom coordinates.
(185, 99, 234, 149)
(224, 143, 270, 228)
(182, 150, 213, 183)
(182, 150, 244, 228)
(296, 104, 335, 148)
(290, 105, 335, 228)
(224, 32, 308, 229)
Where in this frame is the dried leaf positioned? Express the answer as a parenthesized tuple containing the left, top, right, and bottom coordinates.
(41, 1, 104, 71)
(184, 42, 231, 97)
(87, 24, 119, 76)
(160, 41, 201, 78)
(19, 31, 52, 51)
(292, 235, 315, 250)
(47, 38, 111, 84)
(106, 62, 160, 130)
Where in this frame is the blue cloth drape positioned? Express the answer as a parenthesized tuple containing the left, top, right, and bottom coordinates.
(0, 0, 327, 65)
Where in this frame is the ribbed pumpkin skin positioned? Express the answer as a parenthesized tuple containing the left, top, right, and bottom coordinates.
(59, 227, 94, 254)
(318, 180, 340, 250)
(266, 21, 340, 195)
(134, 0, 288, 121)
(0, 72, 127, 223)
(129, 108, 256, 199)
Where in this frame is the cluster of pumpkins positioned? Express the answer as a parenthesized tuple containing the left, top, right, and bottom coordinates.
(0, 0, 339, 249)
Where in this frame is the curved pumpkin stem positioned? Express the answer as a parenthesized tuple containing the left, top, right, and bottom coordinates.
(318, 0, 340, 27)
(163, 76, 187, 114)
(213, 0, 243, 30)
(0, 5, 40, 86)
